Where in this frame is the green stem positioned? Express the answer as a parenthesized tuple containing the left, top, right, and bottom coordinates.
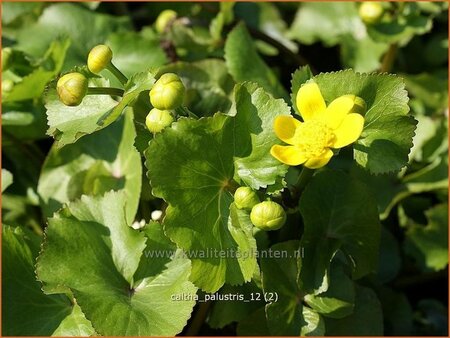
(291, 167, 314, 200)
(106, 62, 128, 85)
(175, 106, 199, 119)
(245, 24, 312, 71)
(380, 43, 398, 73)
(186, 301, 212, 336)
(29, 219, 43, 236)
(87, 87, 125, 97)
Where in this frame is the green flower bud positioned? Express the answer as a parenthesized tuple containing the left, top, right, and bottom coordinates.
(250, 201, 286, 231)
(57, 72, 88, 106)
(359, 2, 384, 24)
(87, 44, 113, 74)
(234, 187, 260, 210)
(146, 108, 174, 133)
(155, 9, 177, 33)
(2, 48, 13, 71)
(2, 79, 14, 93)
(150, 73, 185, 110)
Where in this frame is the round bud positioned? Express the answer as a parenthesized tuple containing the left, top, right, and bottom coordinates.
(250, 201, 286, 231)
(57, 72, 88, 106)
(145, 108, 174, 133)
(87, 44, 113, 74)
(2, 79, 14, 93)
(155, 9, 177, 33)
(234, 187, 260, 210)
(2, 48, 13, 71)
(359, 2, 384, 25)
(150, 73, 185, 110)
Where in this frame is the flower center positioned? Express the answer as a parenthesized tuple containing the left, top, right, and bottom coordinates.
(296, 119, 335, 157)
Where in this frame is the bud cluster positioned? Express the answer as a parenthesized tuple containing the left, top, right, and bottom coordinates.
(146, 73, 185, 133)
(234, 187, 286, 231)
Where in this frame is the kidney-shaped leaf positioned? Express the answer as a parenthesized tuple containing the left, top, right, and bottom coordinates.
(38, 110, 141, 225)
(299, 170, 381, 294)
(37, 191, 197, 336)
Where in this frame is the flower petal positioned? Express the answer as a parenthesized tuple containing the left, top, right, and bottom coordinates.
(332, 113, 365, 149)
(304, 149, 334, 169)
(270, 145, 308, 166)
(296, 83, 326, 121)
(274, 116, 302, 145)
(318, 94, 356, 129)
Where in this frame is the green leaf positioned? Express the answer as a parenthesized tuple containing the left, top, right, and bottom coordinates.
(304, 264, 355, 319)
(236, 307, 270, 336)
(225, 23, 288, 101)
(403, 72, 449, 113)
(38, 110, 141, 225)
(45, 72, 154, 147)
(3, 38, 70, 103)
(403, 154, 449, 194)
(2, 168, 13, 192)
(2, 101, 48, 140)
(351, 152, 448, 220)
(38, 111, 142, 224)
(158, 59, 234, 116)
(404, 203, 448, 271)
(146, 114, 240, 290)
(146, 113, 258, 291)
(260, 240, 326, 336)
(378, 288, 413, 335)
(37, 191, 197, 336)
(146, 83, 290, 292)
(324, 285, 383, 335)
(377, 226, 402, 283)
(409, 115, 447, 163)
(340, 34, 389, 72)
(45, 78, 118, 147)
(51, 304, 97, 337)
(288, 2, 364, 46)
(301, 307, 326, 336)
(106, 31, 167, 78)
(168, 21, 219, 61)
(1, 2, 42, 26)
(14, 3, 130, 70)
(368, 11, 433, 44)
(313, 69, 416, 174)
(299, 170, 381, 294)
(261, 240, 301, 334)
(350, 153, 448, 220)
(2, 225, 72, 336)
(133, 221, 177, 281)
(420, 118, 448, 163)
(257, 3, 298, 53)
(208, 282, 264, 329)
(232, 82, 290, 190)
(210, 3, 235, 41)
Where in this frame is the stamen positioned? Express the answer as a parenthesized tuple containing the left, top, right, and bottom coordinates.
(295, 120, 335, 157)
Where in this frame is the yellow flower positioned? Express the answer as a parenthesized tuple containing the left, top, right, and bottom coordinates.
(270, 82, 365, 169)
